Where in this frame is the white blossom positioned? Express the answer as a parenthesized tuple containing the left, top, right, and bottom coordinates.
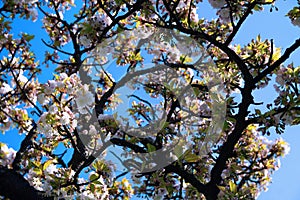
(281, 139, 291, 155)
(37, 113, 58, 138)
(218, 8, 231, 23)
(18, 73, 28, 83)
(208, 0, 226, 9)
(44, 80, 58, 94)
(90, 13, 112, 30)
(88, 125, 98, 135)
(0, 120, 12, 132)
(75, 85, 94, 109)
(59, 72, 68, 80)
(60, 112, 70, 125)
(45, 163, 57, 175)
(71, 119, 78, 128)
(42, 180, 53, 195)
(0, 143, 16, 167)
(37, 93, 49, 105)
(79, 35, 90, 47)
(98, 114, 114, 121)
(49, 105, 58, 114)
(79, 191, 95, 200)
(32, 177, 43, 190)
(29, 9, 38, 22)
(0, 82, 13, 94)
(275, 67, 287, 85)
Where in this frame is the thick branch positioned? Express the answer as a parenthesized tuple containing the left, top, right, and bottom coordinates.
(12, 123, 37, 171)
(0, 166, 53, 200)
(165, 163, 207, 196)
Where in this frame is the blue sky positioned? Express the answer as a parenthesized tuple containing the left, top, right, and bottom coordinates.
(1, 0, 300, 199)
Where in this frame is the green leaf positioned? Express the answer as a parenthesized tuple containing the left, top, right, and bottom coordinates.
(53, 40, 60, 47)
(32, 161, 41, 168)
(217, 185, 226, 192)
(229, 180, 237, 193)
(33, 168, 42, 175)
(256, 34, 261, 42)
(90, 184, 96, 193)
(184, 152, 200, 162)
(43, 160, 53, 171)
(147, 143, 156, 152)
(23, 33, 34, 42)
(90, 174, 98, 181)
(255, 109, 261, 115)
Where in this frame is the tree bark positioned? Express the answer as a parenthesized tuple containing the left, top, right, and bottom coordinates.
(0, 166, 53, 200)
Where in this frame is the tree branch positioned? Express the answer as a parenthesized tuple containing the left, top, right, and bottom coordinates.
(254, 38, 300, 83)
(0, 166, 54, 200)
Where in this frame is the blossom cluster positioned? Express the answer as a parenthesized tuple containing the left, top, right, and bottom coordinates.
(1, 0, 300, 199)
(35, 72, 98, 138)
(287, 7, 300, 27)
(79, 13, 112, 47)
(218, 124, 290, 199)
(0, 143, 16, 167)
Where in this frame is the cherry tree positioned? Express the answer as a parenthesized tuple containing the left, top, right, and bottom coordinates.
(0, 0, 299, 199)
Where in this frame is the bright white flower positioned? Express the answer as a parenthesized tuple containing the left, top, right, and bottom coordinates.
(71, 119, 78, 128)
(59, 73, 68, 80)
(0, 120, 12, 132)
(24, 0, 38, 3)
(49, 105, 58, 114)
(208, 0, 226, 9)
(275, 67, 287, 85)
(79, 191, 95, 200)
(190, 7, 199, 22)
(42, 180, 53, 195)
(0, 82, 13, 94)
(29, 9, 38, 22)
(32, 177, 43, 188)
(69, 170, 76, 177)
(90, 13, 112, 30)
(88, 125, 97, 135)
(98, 114, 114, 121)
(66, 83, 75, 93)
(79, 35, 90, 47)
(37, 113, 58, 138)
(218, 8, 231, 23)
(56, 81, 64, 88)
(48, 80, 58, 88)
(75, 86, 94, 109)
(0, 143, 16, 167)
(18, 73, 28, 83)
(44, 80, 58, 94)
(45, 163, 57, 175)
(281, 140, 291, 155)
(60, 112, 70, 125)
(37, 93, 49, 105)
(274, 138, 291, 157)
